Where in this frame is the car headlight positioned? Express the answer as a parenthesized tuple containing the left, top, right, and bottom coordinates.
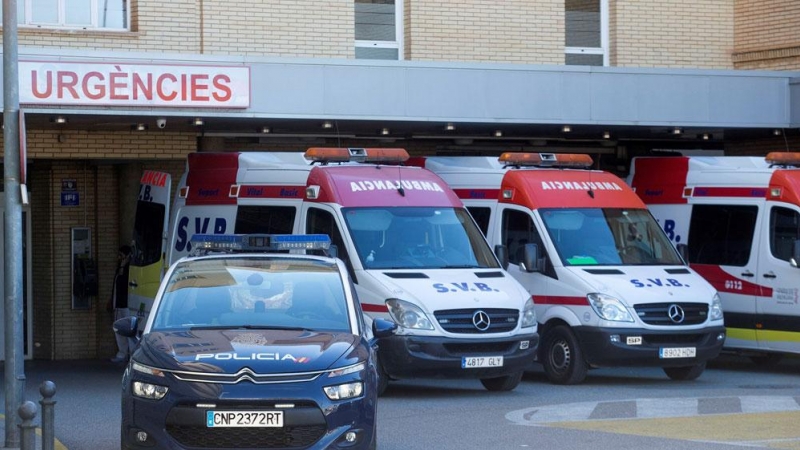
(587, 293, 634, 322)
(323, 382, 363, 401)
(709, 293, 723, 321)
(132, 361, 165, 377)
(386, 299, 434, 330)
(520, 296, 537, 328)
(132, 381, 168, 400)
(327, 362, 366, 378)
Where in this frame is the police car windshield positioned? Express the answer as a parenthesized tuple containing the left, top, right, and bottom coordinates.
(342, 207, 499, 270)
(540, 208, 683, 266)
(150, 257, 352, 332)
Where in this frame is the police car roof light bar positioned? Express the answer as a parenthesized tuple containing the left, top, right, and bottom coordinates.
(499, 152, 593, 168)
(305, 147, 409, 164)
(766, 152, 800, 167)
(189, 233, 331, 256)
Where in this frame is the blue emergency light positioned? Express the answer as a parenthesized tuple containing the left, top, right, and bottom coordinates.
(189, 234, 331, 255)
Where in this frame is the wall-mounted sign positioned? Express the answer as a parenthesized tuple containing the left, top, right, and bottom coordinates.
(20, 61, 250, 108)
(61, 192, 79, 207)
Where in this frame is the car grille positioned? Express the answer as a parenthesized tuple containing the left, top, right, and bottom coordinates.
(442, 341, 518, 355)
(634, 302, 708, 326)
(434, 308, 518, 334)
(165, 402, 326, 449)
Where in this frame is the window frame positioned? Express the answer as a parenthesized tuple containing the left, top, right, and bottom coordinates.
(564, 0, 609, 66)
(10, 0, 130, 31)
(354, 0, 404, 61)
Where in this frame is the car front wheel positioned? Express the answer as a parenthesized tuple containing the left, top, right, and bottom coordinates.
(541, 325, 588, 385)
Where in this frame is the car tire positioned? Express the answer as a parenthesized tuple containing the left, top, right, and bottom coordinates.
(663, 362, 706, 381)
(749, 353, 782, 367)
(541, 325, 588, 385)
(376, 355, 389, 397)
(479, 370, 523, 391)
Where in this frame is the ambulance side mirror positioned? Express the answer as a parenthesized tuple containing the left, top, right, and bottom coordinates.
(676, 243, 689, 265)
(520, 243, 543, 273)
(791, 240, 800, 268)
(494, 245, 509, 270)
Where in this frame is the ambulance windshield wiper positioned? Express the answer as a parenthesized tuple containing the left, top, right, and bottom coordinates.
(441, 265, 482, 269)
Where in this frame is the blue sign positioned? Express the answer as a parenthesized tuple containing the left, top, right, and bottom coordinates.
(61, 192, 79, 207)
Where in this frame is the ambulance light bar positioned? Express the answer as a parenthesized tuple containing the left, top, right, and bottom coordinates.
(499, 152, 593, 168)
(766, 152, 800, 167)
(305, 147, 409, 164)
(189, 234, 331, 256)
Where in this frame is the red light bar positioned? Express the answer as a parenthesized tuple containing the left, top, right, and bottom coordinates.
(305, 147, 409, 163)
(499, 152, 593, 168)
(766, 152, 800, 166)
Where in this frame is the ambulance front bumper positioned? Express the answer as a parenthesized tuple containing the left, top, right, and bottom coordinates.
(378, 332, 538, 379)
(574, 325, 726, 368)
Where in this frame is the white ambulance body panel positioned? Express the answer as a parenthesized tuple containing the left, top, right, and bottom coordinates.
(132, 150, 539, 393)
(420, 155, 726, 384)
(629, 154, 800, 361)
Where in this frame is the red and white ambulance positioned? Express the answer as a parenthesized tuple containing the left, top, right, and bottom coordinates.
(128, 148, 538, 393)
(629, 152, 800, 365)
(415, 152, 725, 384)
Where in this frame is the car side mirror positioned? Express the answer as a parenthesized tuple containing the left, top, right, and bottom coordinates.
(494, 245, 509, 270)
(372, 318, 397, 339)
(792, 239, 800, 268)
(676, 243, 689, 265)
(520, 243, 543, 273)
(114, 316, 139, 338)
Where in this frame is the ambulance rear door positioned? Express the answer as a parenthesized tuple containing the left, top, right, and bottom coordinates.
(128, 170, 171, 318)
(756, 200, 800, 353)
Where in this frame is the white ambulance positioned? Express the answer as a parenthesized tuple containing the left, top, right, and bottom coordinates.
(629, 152, 800, 365)
(415, 152, 725, 384)
(128, 148, 538, 393)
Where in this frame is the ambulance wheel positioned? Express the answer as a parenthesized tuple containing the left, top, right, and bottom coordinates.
(663, 362, 705, 381)
(749, 354, 782, 367)
(479, 370, 523, 391)
(542, 325, 588, 385)
(376, 355, 389, 397)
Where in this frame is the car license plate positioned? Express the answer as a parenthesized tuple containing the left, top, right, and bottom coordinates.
(462, 356, 503, 368)
(659, 347, 696, 359)
(207, 410, 284, 428)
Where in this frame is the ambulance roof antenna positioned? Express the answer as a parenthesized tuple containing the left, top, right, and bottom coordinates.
(587, 155, 596, 199)
(397, 165, 405, 197)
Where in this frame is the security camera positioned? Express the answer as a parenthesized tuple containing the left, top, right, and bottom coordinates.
(156, 118, 167, 129)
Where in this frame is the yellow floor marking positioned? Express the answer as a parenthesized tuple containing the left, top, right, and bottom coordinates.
(0, 413, 69, 450)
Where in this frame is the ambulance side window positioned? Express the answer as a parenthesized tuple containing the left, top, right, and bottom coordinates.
(466, 207, 491, 236)
(770, 206, 800, 262)
(132, 200, 165, 266)
(306, 208, 356, 280)
(501, 209, 556, 278)
(688, 205, 757, 266)
(234, 206, 296, 234)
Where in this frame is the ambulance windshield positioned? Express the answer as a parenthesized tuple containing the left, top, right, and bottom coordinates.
(342, 207, 500, 269)
(541, 208, 683, 266)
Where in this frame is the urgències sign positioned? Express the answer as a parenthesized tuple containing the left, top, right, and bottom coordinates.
(19, 61, 250, 108)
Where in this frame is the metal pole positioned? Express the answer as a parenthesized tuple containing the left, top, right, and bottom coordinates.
(3, 0, 25, 447)
(16, 401, 35, 450)
(39, 381, 56, 450)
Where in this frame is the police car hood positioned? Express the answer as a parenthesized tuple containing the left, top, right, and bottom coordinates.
(137, 329, 358, 373)
(566, 265, 716, 304)
(364, 269, 528, 311)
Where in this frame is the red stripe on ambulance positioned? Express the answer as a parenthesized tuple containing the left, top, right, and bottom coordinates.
(534, 295, 588, 306)
(690, 264, 771, 297)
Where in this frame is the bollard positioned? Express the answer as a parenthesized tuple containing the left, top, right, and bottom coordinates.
(17, 400, 37, 450)
(40, 381, 57, 450)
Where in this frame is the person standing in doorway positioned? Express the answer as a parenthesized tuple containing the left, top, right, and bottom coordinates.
(111, 245, 133, 363)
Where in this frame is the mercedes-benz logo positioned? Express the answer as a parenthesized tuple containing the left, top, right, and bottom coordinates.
(472, 310, 491, 331)
(667, 304, 685, 324)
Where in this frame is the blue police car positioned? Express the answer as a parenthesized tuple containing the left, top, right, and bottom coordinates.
(114, 234, 396, 450)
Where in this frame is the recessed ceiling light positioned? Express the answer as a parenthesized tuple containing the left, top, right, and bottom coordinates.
(381, 128, 390, 135)
(494, 130, 503, 137)
(562, 125, 571, 133)
(445, 123, 455, 131)
(672, 127, 682, 135)
(702, 133, 710, 140)
(602, 131, 611, 139)
(55, 116, 67, 124)
(136, 123, 147, 131)
(322, 121, 333, 129)
(774, 129, 782, 136)
(193, 118, 204, 127)
(261, 126, 271, 134)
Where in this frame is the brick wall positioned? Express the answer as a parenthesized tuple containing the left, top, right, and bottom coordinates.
(733, 0, 800, 70)
(406, 0, 563, 64)
(611, 0, 734, 69)
(725, 135, 800, 156)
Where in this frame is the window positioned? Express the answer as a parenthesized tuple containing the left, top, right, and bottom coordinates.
(466, 206, 492, 237)
(131, 200, 165, 267)
(688, 205, 758, 266)
(770, 206, 800, 262)
(501, 209, 555, 278)
(0, 0, 129, 30)
(306, 208, 356, 279)
(234, 206, 296, 235)
(355, 0, 402, 60)
(565, 0, 607, 66)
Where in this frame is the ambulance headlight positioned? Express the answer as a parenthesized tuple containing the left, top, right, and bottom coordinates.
(520, 297, 537, 328)
(709, 293, 723, 321)
(386, 299, 434, 330)
(587, 293, 633, 322)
